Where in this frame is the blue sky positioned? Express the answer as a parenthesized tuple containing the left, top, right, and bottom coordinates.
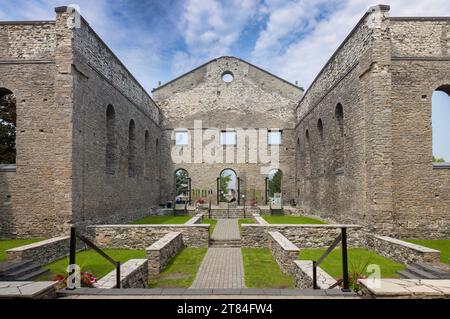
(0, 0, 449, 159)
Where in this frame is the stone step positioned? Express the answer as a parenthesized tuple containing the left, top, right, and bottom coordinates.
(15, 268, 50, 281)
(0, 260, 34, 276)
(397, 265, 439, 280)
(397, 269, 421, 279)
(2, 263, 42, 279)
(413, 262, 450, 278)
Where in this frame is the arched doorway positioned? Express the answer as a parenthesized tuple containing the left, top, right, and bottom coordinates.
(174, 169, 191, 204)
(432, 85, 450, 164)
(265, 169, 283, 205)
(217, 169, 240, 205)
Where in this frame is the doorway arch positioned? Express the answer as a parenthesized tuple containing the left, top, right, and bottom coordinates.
(174, 169, 191, 204)
(265, 169, 283, 204)
(217, 168, 240, 205)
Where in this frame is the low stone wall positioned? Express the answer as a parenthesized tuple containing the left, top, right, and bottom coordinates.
(253, 214, 269, 225)
(366, 235, 441, 264)
(268, 232, 299, 275)
(204, 209, 257, 219)
(96, 259, 148, 289)
(6, 237, 86, 266)
(293, 260, 339, 290)
(359, 279, 450, 299)
(147, 232, 184, 277)
(241, 224, 364, 248)
(186, 214, 204, 225)
(88, 224, 209, 249)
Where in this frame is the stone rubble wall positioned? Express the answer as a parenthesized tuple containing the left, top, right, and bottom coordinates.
(147, 232, 184, 277)
(366, 235, 441, 264)
(268, 232, 300, 275)
(6, 236, 86, 266)
(241, 224, 365, 249)
(96, 259, 148, 289)
(88, 224, 210, 249)
(293, 260, 339, 290)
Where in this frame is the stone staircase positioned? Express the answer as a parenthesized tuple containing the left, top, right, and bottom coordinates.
(209, 238, 242, 248)
(397, 262, 450, 280)
(0, 260, 50, 281)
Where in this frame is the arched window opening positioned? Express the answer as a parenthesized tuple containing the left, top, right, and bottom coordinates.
(175, 169, 189, 203)
(219, 169, 237, 203)
(268, 169, 283, 199)
(105, 105, 116, 174)
(128, 120, 136, 177)
(335, 103, 345, 172)
(432, 86, 450, 164)
(317, 119, 324, 141)
(144, 130, 150, 178)
(0, 88, 16, 165)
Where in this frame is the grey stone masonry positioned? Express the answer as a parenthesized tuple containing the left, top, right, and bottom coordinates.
(96, 259, 148, 289)
(366, 235, 441, 265)
(89, 224, 210, 249)
(359, 279, 450, 299)
(191, 248, 246, 289)
(268, 232, 300, 275)
(241, 224, 364, 248)
(147, 232, 184, 277)
(186, 214, 204, 225)
(294, 261, 339, 290)
(0, 281, 58, 299)
(253, 214, 269, 225)
(6, 236, 85, 266)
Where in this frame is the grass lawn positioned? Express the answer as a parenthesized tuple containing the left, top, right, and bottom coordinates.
(41, 249, 146, 280)
(263, 215, 326, 225)
(202, 219, 217, 235)
(405, 239, 450, 264)
(149, 248, 207, 288)
(239, 218, 256, 226)
(299, 248, 405, 279)
(242, 248, 295, 289)
(0, 239, 44, 262)
(130, 215, 192, 225)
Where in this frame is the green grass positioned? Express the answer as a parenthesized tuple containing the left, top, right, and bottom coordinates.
(239, 218, 256, 226)
(299, 248, 405, 279)
(405, 239, 450, 264)
(130, 215, 192, 225)
(263, 215, 326, 225)
(41, 249, 146, 280)
(203, 219, 217, 235)
(242, 248, 295, 289)
(149, 248, 207, 288)
(0, 239, 44, 262)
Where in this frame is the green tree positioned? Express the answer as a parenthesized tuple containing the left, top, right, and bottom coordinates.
(433, 156, 446, 163)
(220, 175, 232, 202)
(268, 170, 283, 198)
(175, 170, 189, 197)
(0, 92, 16, 164)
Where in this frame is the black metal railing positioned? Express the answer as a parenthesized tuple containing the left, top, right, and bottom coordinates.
(208, 199, 212, 219)
(312, 227, 350, 291)
(69, 227, 121, 289)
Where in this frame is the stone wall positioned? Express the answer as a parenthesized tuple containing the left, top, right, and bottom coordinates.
(6, 237, 86, 266)
(366, 235, 441, 265)
(268, 232, 299, 275)
(96, 259, 148, 289)
(153, 56, 303, 206)
(241, 224, 365, 249)
(359, 279, 450, 299)
(89, 224, 209, 249)
(147, 232, 184, 277)
(293, 260, 338, 290)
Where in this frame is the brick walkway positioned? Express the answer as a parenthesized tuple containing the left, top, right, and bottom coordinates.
(211, 219, 241, 240)
(191, 248, 246, 289)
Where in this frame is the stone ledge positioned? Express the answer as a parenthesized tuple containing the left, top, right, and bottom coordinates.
(89, 224, 209, 229)
(253, 214, 269, 225)
(269, 232, 299, 252)
(147, 232, 182, 250)
(242, 224, 361, 229)
(359, 279, 450, 299)
(294, 260, 339, 290)
(147, 232, 184, 276)
(186, 214, 203, 225)
(96, 259, 148, 289)
(0, 281, 58, 299)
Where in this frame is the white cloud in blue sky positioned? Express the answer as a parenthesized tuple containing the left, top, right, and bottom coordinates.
(0, 0, 449, 158)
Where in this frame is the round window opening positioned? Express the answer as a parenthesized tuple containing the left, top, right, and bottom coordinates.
(222, 72, 234, 83)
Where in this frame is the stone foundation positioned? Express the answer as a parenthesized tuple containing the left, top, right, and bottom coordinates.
(366, 235, 441, 265)
(88, 224, 209, 249)
(96, 259, 148, 289)
(268, 232, 299, 275)
(147, 232, 184, 277)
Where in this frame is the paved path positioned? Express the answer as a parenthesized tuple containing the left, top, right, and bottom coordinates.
(211, 219, 241, 240)
(191, 248, 246, 289)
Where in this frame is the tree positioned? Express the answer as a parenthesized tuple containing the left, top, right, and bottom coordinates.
(220, 174, 232, 202)
(175, 170, 189, 197)
(268, 170, 282, 198)
(433, 156, 446, 163)
(0, 92, 16, 164)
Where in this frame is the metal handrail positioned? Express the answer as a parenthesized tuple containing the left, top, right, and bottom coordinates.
(312, 227, 350, 291)
(69, 227, 121, 289)
(208, 199, 212, 219)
